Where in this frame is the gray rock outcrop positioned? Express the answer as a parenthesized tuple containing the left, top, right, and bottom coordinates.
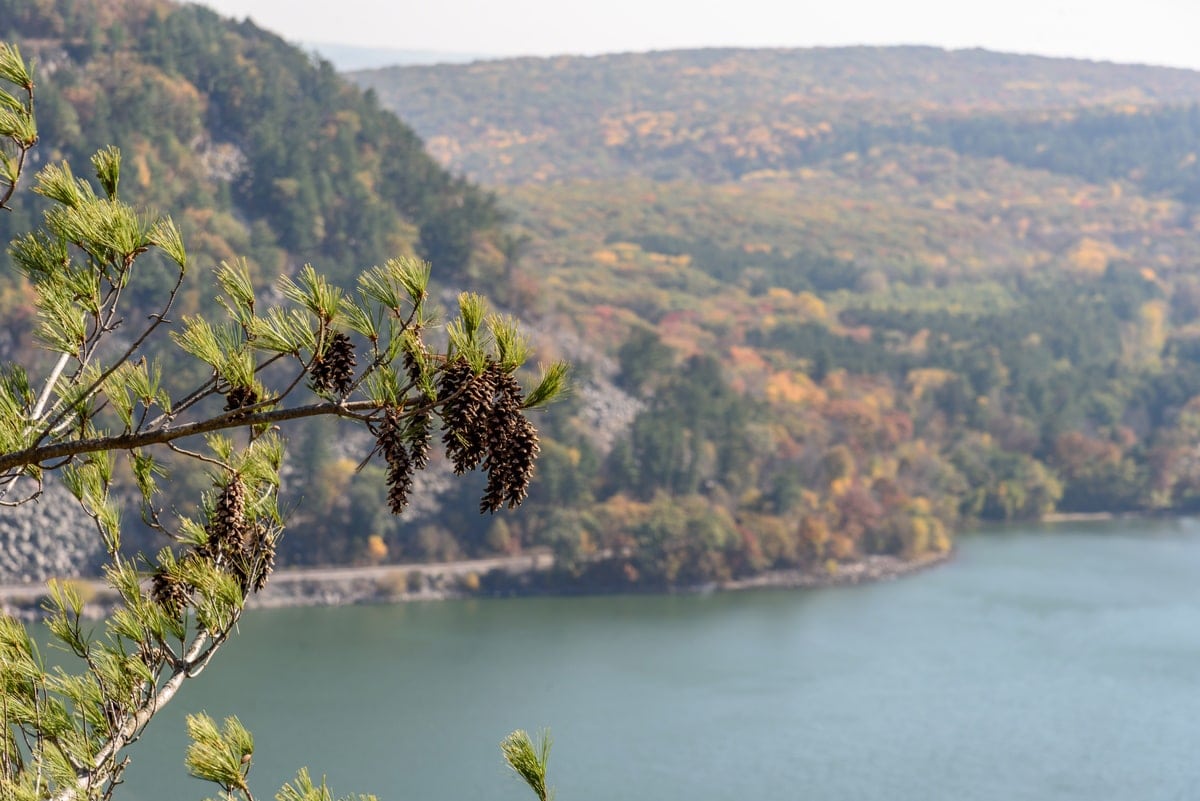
(0, 478, 105, 583)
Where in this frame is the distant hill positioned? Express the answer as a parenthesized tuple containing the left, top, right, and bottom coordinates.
(343, 46, 1200, 586)
(352, 47, 1200, 185)
(310, 42, 488, 71)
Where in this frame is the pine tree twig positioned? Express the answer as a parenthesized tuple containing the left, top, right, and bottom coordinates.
(0, 400, 380, 474)
(38, 268, 186, 442)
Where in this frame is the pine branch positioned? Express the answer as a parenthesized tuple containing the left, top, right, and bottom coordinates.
(0, 400, 381, 475)
(51, 616, 240, 801)
(37, 268, 186, 442)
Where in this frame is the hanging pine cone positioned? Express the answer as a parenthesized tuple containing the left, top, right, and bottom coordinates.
(377, 406, 406, 461)
(310, 331, 357, 395)
(386, 444, 414, 514)
(480, 373, 540, 513)
(480, 368, 521, 513)
(502, 416, 540, 507)
(376, 406, 415, 514)
(250, 524, 276, 593)
(479, 468, 505, 514)
(223, 383, 260, 413)
(407, 409, 432, 470)
(137, 641, 167, 670)
(235, 522, 276, 593)
(150, 566, 191, 618)
(403, 343, 426, 387)
(200, 477, 247, 569)
(439, 359, 494, 474)
(436, 358, 472, 406)
(487, 369, 524, 449)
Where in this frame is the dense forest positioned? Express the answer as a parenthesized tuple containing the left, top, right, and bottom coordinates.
(347, 48, 1200, 588)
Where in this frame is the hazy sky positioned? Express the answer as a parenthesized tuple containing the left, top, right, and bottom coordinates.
(196, 0, 1200, 70)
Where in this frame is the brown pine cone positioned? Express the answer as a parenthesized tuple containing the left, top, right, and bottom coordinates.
(310, 331, 357, 395)
(439, 359, 494, 474)
(150, 566, 191, 618)
(200, 477, 247, 569)
(408, 409, 432, 470)
(223, 384, 260, 413)
(376, 405, 416, 514)
(480, 368, 540, 512)
(236, 522, 276, 593)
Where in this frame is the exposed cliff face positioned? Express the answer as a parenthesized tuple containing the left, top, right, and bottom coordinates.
(0, 478, 104, 582)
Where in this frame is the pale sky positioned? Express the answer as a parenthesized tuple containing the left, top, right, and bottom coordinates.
(196, 0, 1200, 71)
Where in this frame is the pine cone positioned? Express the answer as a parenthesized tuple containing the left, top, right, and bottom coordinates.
(201, 477, 247, 568)
(479, 368, 540, 512)
(223, 384, 260, 413)
(377, 406, 416, 514)
(502, 416, 540, 507)
(403, 345, 425, 387)
(408, 409, 432, 470)
(310, 331, 357, 395)
(150, 566, 190, 618)
(251, 526, 276, 593)
(436, 358, 472, 405)
(239, 522, 276, 593)
(386, 446, 414, 514)
(101, 699, 124, 732)
(439, 359, 494, 474)
(377, 406, 407, 462)
(480, 416, 540, 512)
(137, 641, 167, 669)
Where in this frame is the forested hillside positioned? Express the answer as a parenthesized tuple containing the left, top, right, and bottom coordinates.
(347, 48, 1200, 587)
(12, 8, 1200, 591)
(0, 0, 520, 572)
(355, 48, 1200, 184)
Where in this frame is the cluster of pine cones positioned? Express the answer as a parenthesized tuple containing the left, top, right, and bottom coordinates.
(434, 358, 540, 513)
(157, 337, 543, 616)
(375, 357, 539, 515)
(151, 476, 277, 617)
(377, 405, 432, 514)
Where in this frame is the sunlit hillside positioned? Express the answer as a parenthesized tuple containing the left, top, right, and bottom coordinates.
(348, 47, 1200, 586)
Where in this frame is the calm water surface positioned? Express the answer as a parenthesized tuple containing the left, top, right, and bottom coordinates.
(119, 518, 1200, 800)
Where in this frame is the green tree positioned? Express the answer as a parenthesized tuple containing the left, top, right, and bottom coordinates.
(0, 44, 565, 801)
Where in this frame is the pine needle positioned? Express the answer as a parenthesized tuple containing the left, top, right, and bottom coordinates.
(501, 728, 553, 801)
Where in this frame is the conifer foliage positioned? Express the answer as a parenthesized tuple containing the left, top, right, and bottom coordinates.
(0, 44, 565, 801)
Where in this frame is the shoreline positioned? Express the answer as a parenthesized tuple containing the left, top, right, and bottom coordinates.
(6, 508, 1187, 621)
(1040, 511, 1115, 523)
(717, 550, 951, 592)
(0, 549, 951, 621)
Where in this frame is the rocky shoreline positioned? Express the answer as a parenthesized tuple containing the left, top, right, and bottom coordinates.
(718, 550, 951, 592)
(0, 549, 951, 621)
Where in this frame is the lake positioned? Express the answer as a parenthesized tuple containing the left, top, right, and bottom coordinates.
(119, 517, 1200, 801)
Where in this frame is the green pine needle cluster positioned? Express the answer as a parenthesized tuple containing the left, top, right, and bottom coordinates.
(275, 767, 377, 801)
(185, 714, 255, 795)
(501, 729, 554, 801)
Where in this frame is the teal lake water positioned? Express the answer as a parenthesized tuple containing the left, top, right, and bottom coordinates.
(118, 518, 1200, 800)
